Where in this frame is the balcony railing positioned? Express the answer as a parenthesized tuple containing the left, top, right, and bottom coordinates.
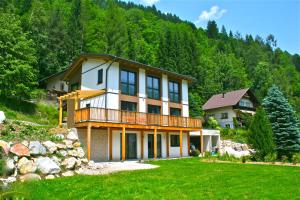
(75, 107, 202, 128)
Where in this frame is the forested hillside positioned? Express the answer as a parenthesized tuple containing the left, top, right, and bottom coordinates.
(1, 0, 300, 117)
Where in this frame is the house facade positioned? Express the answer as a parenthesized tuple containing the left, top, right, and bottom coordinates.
(40, 70, 68, 99)
(202, 88, 258, 128)
(58, 54, 202, 162)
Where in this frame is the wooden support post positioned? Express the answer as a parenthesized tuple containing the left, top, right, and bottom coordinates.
(122, 126, 126, 161)
(59, 99, 63, 128)
(109, 127, 112, 160)
(200, 129, 204, 156)
(74, 94, 79, 110)
(154, 128, 157, 159)
(87, 123, 91, 160)
(166, 132, 169, 158)
(141, 131, 144, 160)
(187, 132, 190, 156)
(180, 129, 183, 157)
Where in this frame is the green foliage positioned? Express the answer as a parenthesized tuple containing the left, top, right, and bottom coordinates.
(291, 153, 300, 164)
(207, 117, 219, 129)
(262, 85, 300, 158)
(264, 152, 277, 163)
(190, 149, 200, 157)
(248, 107, 275, 160)
(0, 151, 5, 176)
(220, 128, 249, 143)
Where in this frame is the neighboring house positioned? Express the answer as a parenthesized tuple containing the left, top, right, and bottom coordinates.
(40, 70, 68, 97)
(202, 88, 258, 128)
(58, 54, 203, 162)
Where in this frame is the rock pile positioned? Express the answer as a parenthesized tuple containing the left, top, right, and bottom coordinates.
(0, 128, 88, 186)
(219, 140, 253, 158)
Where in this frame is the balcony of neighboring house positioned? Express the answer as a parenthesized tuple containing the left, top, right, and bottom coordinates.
(74, 107, 202, 129)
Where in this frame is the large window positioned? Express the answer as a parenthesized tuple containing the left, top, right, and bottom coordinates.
(170, 108, 181, 116)
(147, 76, 160, 100)
(121, 70, 137, 96)
(169, 81, 180, 103)
(97, 69, 103, 84)
(170, 135, 180, 147)
(221, 113, 228, 119)
(148, 105, 161, 114)
(121, 101, 137, 111)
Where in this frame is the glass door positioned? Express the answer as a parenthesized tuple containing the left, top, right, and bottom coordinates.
(148, 134, 162, 158)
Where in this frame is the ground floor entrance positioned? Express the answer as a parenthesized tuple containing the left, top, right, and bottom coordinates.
(120, 133, 137, 159)
(148, 134, 162, 158)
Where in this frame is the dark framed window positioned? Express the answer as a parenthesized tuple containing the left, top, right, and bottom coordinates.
(221, 113, 228, 119)
(70, 83, 79, 91)
(97, 69, 103, 84)
(60, 83, 64, 91)
(147, 76, 160, 100)
(121, 101, 137, 111)
(86, 103, 91, 108)
(170, 108, 181, 116)
(121, 69, 137, 96)
(169, 81, 180, 103)
(148, 105, 161, 114)
(170, 135, 180, 147)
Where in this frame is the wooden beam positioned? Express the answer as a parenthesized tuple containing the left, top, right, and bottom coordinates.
(154, 128, 157, 159)
(166, 132, 169, 158)
(187, 132, 190, 156)
(200, 129, 204, 156)
(87, 123, 91, 160)
(141, 130, 144, 160)
(59, 99, 63, 128)
(180, 129, 183, 157)
(109, 127, 112, 160)
(122, 126, 126, 161)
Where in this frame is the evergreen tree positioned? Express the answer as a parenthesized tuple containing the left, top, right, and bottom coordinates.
(248, 107, 275, 160)
(262, 85, 300, 158)
(206, 20, 218, 38)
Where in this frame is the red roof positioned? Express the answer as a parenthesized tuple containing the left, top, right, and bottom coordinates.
(202, 88, 250, 110)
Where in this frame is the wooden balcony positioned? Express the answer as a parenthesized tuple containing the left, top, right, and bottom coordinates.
(75, 107, 202, 129)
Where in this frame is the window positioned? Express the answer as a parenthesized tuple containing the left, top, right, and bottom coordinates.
(70, 83, 79, 91)
(221, 113, 228, 119)
(170, 135, 180, 147)
(170, 108, 181, 116)
(86, 103, 91, 108)
(60, 83, 64, 91)
(121, 70, 137, 96)
(147, 76, 160, 99)
(208, 114, 215, 118)
(97, 69, 103, 84)
(148, 105, 161, 114)
(169, 81, 180, 103)
(121, 101, 137, 111)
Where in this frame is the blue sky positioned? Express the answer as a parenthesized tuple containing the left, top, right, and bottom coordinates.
(122, 0, 300, 55)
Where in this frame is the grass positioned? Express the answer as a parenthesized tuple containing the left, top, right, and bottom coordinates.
(0, 96, 58, 126)
(6, 158, 300, 199)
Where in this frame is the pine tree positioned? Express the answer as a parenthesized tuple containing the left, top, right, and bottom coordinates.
(206, 20, 218, 38)
(262, 85, 300, 158)
(248, 107, 275, 160)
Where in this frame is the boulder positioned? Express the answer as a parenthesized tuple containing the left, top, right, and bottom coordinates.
(0, 140, 9, 155)
(51, 156, 61, 166)
(73, 141, 81, 148)
(5, 158, 15, 174)
(10, 143, 30, 157)
(45, 175, 55, 180)
(66, 128, 78, 140)
(81, 158, 89, 163)
(19, 173, 41, 182)
(62, 157, 77, 169)
(0, 111, 6, 123)
(19, 160, 37, 174)
(62, 171, 74, 177)
(0, 177, 16, 186)
(29, 141, 47, 155)
(54, 134, 65, 140)
(58, 150, 67, 157)
(36, 157, 61, 174)
(43, 141, 57, 153)
(76, 159, 82, 167)
(64, 140, 73, 148)
(18, 157, 28, 167)
(76, 147, 85, 158)
(56, 143, 67, 149)
(21, 140, 29, 147)
(68, 149, 78, 157)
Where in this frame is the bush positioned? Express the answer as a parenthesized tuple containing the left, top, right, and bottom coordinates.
(264, 152, 277, 163)
(217, 153, 240, 162)
(0, 150, 6, 176)
(204, 151, 211, 158)
(241, 156, 247, 163)
(291, 153, 300, 164)
(190, 149, 200, 157)
(281, 155, 289, 163)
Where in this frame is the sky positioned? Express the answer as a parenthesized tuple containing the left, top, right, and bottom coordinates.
(122, 0, 300, 55)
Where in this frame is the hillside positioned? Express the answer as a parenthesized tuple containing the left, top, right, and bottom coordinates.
(1, 0, 300, 117)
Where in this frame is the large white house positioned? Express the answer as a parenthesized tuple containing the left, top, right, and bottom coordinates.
(202, 88, 258, 128)
(58, 54, 202, 162)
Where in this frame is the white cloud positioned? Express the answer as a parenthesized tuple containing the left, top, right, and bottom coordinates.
(140, 0, 160, 6)
(195, 5, 227, 24)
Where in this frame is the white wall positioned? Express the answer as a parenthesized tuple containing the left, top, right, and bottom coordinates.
(80, 94, 105, 108)
(139, 69, 146, 112)
(46, 76, 68, 92)
(162, 74, 169, 115)
(206, 106, 237, 128)
(181, 80, 189, 117)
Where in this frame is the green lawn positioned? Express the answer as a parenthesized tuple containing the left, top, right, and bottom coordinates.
(7, 158, 300, 199)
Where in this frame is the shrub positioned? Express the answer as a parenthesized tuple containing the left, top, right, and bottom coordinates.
(281, 155, 289, 163)
(264, 152, 277, 163)
(0, 150, 6, 176)
(241, 156, 247, 163)
(291, 153, 300, 164)
(204, 151, 211, 158)
(190, 149, 200, 157)
(207, 117, 219, 129)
